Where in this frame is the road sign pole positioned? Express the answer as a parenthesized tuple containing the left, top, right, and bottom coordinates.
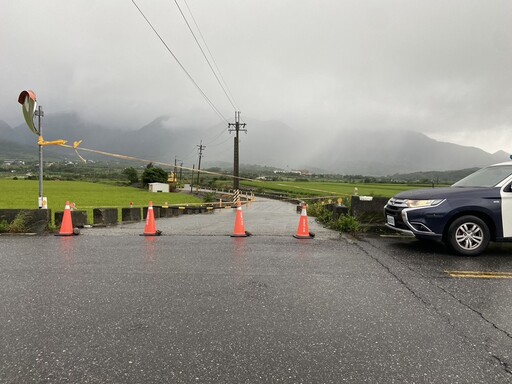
(35, 105, 44, 208)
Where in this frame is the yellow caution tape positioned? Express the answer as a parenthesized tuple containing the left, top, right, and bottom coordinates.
(38, 136, 67, 146)
(53, 139, 351, 201)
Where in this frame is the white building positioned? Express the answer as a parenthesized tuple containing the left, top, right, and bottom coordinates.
(148, 183, 169, 193)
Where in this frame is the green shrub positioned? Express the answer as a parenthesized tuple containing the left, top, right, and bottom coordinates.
(203, 193, 216, 203)
(332, 214, 361, 233)
(122, 167, 139, 184)
(9, 212, 28, 233)
(0, 212, 28, 233)
(141, 165, 168, 186)
(0, 219, 9, 233)
(305, 202, 324, 217)
(307, 202, 362, 233)
(46, 222, 57, 233)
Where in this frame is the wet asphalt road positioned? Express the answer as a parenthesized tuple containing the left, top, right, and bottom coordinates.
(1, 198, 512, 383)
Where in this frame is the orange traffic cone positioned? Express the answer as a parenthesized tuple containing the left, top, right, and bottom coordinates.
(231, 201, 251, 237)
(56, 201, 76, 236)
(294, 203, 315, 239)
(141, 201, 161, 236)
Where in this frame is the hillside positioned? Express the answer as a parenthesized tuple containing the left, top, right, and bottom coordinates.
(1, 115, 509, 175)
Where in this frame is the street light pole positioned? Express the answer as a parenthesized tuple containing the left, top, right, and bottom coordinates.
(35, 105, 44, 208)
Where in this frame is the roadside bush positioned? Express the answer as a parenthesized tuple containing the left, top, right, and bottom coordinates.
(0, 212, 28, 233)
(304, 202, 323, 217)
(0, 219, 9, 233)
(9, 212, 28, 233)
(207, 179, 218, 189)
(332, 214, 361, 233)
(203, 193, 216, 203)
(307, 202, 362, 233)
(307, 202, 332, 223)
(46, 222, 57, 233)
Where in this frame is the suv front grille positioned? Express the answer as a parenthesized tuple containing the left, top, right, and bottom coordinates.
(384, 199, 409, 230)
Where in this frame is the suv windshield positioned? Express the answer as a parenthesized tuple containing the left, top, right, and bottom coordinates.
(452, 165, 512, 188)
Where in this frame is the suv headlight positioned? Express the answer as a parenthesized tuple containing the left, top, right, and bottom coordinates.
(404, 199, 444, 208)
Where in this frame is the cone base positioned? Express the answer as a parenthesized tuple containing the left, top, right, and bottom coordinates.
(231, 232, 251, 237)
(55, 233, 75, 237)
(293, 234, 314, 239)
(140, 232, 162, 236)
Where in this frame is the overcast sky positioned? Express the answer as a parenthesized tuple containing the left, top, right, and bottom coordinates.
(2, 0, 512, 154)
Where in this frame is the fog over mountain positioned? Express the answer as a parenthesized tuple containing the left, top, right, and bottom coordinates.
(2, 2, 512, 156)
(1, 114, 509, 176)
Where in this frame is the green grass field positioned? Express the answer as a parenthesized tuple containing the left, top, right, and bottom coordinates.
(241, 180, 445, 199)
(0, 179, 443, 225)
(0, 179, 202, 213)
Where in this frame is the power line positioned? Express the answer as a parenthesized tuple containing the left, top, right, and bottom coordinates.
(130, 0, 229, 123)
(203, 125, 228, 146)
(206, 134, 232, 149)
(176, 144, 200, 163)
(176, 0, 239, 111)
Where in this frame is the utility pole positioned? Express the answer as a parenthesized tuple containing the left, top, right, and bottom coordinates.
(191, 164, 195, 193)
(196, 141, 205, 190)
(35, 105, 44, 208)
(228, 111, 247, 196)
(174, 156, 181, 183)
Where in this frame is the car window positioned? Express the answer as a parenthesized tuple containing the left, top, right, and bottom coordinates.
(452, 165, 512, 188)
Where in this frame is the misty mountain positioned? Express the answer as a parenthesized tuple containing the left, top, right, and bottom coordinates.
(1, 115, 509, 175)
(210, 121, 510, 175)
(314, 129, 510, 175)
(0, 139, 39, 160)
(0, 119, 69, 161)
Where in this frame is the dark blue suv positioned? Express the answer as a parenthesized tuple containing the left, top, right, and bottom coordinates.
(384, 162, 512, 256)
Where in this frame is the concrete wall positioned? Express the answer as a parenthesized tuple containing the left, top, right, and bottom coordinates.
(122, 208, 142, 222)
(324, 204, 350, 219)
(350, 196, 388, 223)
(0, 204, 216, 234)
(93, 208, 118, 226)
(158, 207, 181, 218)
(0, 209, 52, 233)
(55, 210, 88, 228)
(143, 206, 161, 220)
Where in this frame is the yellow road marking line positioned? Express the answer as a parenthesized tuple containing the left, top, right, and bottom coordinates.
(445, 271, 512, 279)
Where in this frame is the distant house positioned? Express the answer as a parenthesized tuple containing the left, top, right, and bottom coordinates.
(273, 169, 311, 176)
(148, 182, 169, 193)
(3, 160, 25, 166)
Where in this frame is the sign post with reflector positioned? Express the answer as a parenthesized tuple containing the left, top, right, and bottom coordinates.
(18, 90, 46, 208)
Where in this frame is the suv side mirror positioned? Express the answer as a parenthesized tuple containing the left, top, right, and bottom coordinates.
(504, 184, 512, 193)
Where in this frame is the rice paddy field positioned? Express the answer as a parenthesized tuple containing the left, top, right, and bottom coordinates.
(0, 179, 202, 213)
(0, 179, 444, 216)
(241, 180, 445, 199)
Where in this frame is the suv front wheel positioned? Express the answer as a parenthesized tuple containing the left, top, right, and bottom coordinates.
(446, 215, 490, 256)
